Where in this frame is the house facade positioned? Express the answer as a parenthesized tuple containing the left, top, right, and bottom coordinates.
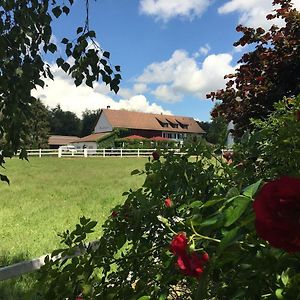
(72, 109, 205, 149)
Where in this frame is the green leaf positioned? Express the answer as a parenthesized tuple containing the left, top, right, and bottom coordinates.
(131, 169, 140, 175)
(0, 174, 10, 185)
(47, 43, 57, 53)
(224, 195, 251, 227)
(218, 227, 239, 255)
(275, 288, 284, 299)
(88, 30, 96, 38)
(103, 51, 110, 59)
(85, 220, 97, 231)
(52, 6, 62, 18)
(281, 270, 289, 286)
(189, 200, 203, 208)
(157, 215, 170, 227)
(115, 65, 121, 72)
(243, 179, 263, 198)
(61, 38, 69, 44)
(62, 6, 70, 15)
(61, 62, 70, 72)
(56, 58, 64, 67)
(137, 296, 150, 300)
(77, 27, 83, 34)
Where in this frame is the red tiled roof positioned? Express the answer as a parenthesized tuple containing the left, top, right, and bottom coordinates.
(71, 132, 110, 143)
(48, 135, 78, 145)
(150, 136, 170, 141)
(123, 135, 147, 140)
(100, 109, 205, 134)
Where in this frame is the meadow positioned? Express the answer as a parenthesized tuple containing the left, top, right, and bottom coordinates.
(1, 156, 146, 262)
(0, 157, 146, 299)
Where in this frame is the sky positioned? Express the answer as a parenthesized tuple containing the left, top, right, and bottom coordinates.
(34, 0, 300, 122)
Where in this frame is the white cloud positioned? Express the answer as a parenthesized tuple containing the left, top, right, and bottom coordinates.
(152, 85, 182, 102)
(32, 64, 170, 117)
(113, 95, 172, 114)
(118, 83, 149, 99)
(218, 0, 300, 28)
(193, 44, 211, 58)
(137, 49, 236, 102)
(139, 0, 211, 22)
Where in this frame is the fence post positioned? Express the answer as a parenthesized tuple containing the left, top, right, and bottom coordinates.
(39, 149, 42, 158)
(120, 148, 123, 158)
(84, 148, 88, 158)
(137, 148, 140, 157)
(58, 148, 62, 158)
(103, 149, 105, 157)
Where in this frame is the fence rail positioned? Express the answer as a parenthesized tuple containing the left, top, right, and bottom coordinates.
(18, 148, 181, 158)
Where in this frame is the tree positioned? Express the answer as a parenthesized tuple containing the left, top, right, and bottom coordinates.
(81, 109, 101, 137)
(23, 99, 50, 148)
(207, 0, 300, 136)
(0, 0, 121, 181)
(49, 105, 81, 136)
(206, 116, 228, 146)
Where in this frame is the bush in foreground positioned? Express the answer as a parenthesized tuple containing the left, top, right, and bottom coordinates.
(39, 96, 300, 299)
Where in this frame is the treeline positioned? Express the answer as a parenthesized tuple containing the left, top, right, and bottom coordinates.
(22, 99, 100, 148)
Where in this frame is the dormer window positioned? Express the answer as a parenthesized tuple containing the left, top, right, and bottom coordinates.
(162, 123, 169, 128)
(166, 119, 179, 128)
(176, 119, 189, 129)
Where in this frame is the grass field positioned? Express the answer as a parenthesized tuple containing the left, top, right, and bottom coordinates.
(0, 157, 146, 263)
(0, 157, 146, 299)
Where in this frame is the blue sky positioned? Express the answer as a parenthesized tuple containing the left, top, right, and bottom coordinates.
(35, 0, 300, 122)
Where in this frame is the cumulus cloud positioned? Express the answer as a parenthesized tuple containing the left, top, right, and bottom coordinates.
(32, 64, 170, 117)
(118, 83, 149, 99)
(218, 0, 300, 28)
(139, 0, 211, 22)
(136, 49, 236, 102)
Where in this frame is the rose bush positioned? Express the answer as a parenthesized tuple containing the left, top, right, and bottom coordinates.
(253, 176, 300, 252)
(39, 96, 300, 299)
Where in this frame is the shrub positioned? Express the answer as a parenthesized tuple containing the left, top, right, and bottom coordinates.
(39, 96, 300, 299)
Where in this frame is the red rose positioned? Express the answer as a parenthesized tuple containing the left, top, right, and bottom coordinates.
(253, 176, 300, 252)
(165, 197, 173, 207)
(152, 151, 160, 160)
(170, 233, 188, 255)
(200, 252, 209, 263)
(111, 211, 118, 218)
(176, 252, 203, 278)
(223, 151, 233, 161)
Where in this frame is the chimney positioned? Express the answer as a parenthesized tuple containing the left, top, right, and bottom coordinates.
(107, 105, 110, 109)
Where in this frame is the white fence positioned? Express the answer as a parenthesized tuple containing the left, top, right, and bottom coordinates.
(21, 148, 180, 158)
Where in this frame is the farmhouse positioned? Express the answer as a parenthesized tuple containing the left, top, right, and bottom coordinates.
(48, 135, 79, 149)
(72, 108, 205, 149)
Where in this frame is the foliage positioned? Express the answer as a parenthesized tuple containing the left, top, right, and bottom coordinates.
(0, 0, 121, 181)
(22, 99, 50, 149)
(81, 109, 101, 137)
(48, 105, 82, 136)
(232, 95, 300, 183)
(205, 116, 228, 146)
(39, 94, 300, 299)
(97, 132, 117, 148)
(207, 0, 300, 136)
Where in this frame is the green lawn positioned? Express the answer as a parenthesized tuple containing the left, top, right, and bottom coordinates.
(0, 157, 146, 264)
(0, 157, 146, 299)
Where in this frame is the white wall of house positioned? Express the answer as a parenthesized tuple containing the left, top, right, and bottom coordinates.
(227, 121, 234, 148)
(72, 142, 98, 150)
(94, 113, 113, 133)
(162, 132, 187, 140)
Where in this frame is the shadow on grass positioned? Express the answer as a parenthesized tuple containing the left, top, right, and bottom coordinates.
(0, 253, 43, 300)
